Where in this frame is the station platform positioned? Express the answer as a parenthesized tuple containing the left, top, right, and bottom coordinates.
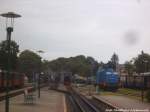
(57, 84, 68, 92)
(94, 95, 150, 111)
(0, 87, 33, 97)
(0, 87, 66, 112)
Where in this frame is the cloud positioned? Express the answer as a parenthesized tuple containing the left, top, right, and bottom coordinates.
(0, 0, 150, 63)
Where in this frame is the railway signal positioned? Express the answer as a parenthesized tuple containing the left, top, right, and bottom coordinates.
(0, 12, 21, 112)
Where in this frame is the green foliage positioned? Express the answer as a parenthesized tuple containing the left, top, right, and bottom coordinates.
(45, 55, 98, 77)
(110, 53, 119, 71)
(41, 60, 50, 72)
(105, 53, 119, 71)
(0, 40, 19, 70)
(134, 51, 150, 73)
(106, 61, 114, 69)
(124, 61, 135, 75)
(18, 50, 41, 80)
(87, 56, 99, 75)
(146, 89, 150, 102)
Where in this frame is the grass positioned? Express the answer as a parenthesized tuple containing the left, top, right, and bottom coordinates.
(99, 88, 148, 101)
(73, 84, 149, 102)
(117, 88, 149, 101)
(117, 88, 141, 96)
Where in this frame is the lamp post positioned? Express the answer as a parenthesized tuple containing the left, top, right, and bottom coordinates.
(88, 59, 95, 96)
(38, 73, 41, 98)
(0, 12, 21, 112)
(38, 72, 44, 98)
(36, 50, 44, 98)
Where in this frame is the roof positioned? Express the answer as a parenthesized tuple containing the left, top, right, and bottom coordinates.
(0, 12, 21, 18)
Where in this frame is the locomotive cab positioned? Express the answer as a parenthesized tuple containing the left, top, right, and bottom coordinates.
(96, 68, 119, 90)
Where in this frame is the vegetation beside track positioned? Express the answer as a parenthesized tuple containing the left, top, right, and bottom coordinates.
(73, 84, 150, 102)
(117, 88, 141, 97)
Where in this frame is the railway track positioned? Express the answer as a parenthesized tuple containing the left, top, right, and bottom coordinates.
(66, 89, 100, 112)
(91, 96, 120, 112)
(65, 88, 120, 112)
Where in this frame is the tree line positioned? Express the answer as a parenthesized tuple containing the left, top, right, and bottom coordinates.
(124, 51, 150, 75)
(43, 55, 99, 77)
(0, 40, 42, 81)
(0, 40, 149, 81)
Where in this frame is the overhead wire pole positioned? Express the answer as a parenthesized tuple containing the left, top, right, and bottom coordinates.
(5, 25, 13, 112)
(36, 50, 44, 98)
(141, 60, 148, 102)
(0, 12, 21, 112)
(88, 58, 95, 96)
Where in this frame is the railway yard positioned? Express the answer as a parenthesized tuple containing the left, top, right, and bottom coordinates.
(2, 0, 150, 112)
(0, 84, 150, 112)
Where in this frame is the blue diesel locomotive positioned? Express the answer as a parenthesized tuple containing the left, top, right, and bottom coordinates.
(96, 68, 119, 90)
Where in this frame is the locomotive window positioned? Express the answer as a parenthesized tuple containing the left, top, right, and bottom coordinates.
(106, 72, 111, 74)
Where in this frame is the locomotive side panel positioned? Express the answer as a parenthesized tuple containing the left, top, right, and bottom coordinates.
(96, 68, 119, 90)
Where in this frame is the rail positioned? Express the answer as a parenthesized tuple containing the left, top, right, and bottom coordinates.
(92, 96, 120, 112)
(66, 89, 100, 112)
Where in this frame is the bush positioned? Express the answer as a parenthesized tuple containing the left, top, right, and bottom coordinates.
(146, 89, 150, 102)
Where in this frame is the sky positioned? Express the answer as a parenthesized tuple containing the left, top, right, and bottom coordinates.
(0, 0, 150, 63)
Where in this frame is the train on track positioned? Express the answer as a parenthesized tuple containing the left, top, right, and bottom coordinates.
(96, 68, 119, 90)
(120, 72, 150, 89)
(0, 70, 24, 91)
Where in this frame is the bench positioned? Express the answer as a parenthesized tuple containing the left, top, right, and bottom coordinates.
(24, 89, 36, 104)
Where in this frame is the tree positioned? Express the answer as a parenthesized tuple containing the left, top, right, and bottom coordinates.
(18, 50, 41, 81)
(45, 55, 98, 77)
(87, 56, 99, 76)
(134, 51, 150, 73)
(111, 53, 119, 71)
(124, 61, 135, 75)
(0, 40, 19, 70)
(99, 61, 105, 68)
(106, 61, 114, 69)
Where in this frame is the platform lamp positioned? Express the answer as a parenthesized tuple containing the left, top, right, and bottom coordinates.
(36, 50, 44, 98)
(0, 12, 21, 112)
(37, 50, 45, 98)
(38, 72, 44, 98)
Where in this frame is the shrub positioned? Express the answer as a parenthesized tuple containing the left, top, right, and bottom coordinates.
(146, 89, 150, 102)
